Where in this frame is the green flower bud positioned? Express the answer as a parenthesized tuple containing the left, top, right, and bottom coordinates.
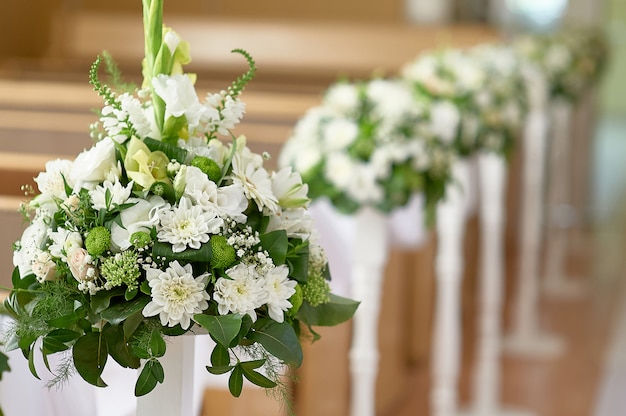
(130, 231, 153, 249)
(210, 235, 236, 269)
(288, 284, 303, 317)
(191, 156, 222, 182)
(85, 226, 111, 257)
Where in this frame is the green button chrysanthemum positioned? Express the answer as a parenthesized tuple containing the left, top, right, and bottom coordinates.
(85, 226, 111, 257)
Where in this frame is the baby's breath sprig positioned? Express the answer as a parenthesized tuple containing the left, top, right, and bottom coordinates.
(89, 55, 121, 111)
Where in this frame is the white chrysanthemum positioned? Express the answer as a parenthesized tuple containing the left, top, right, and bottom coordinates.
(366, 79, 417, 125)
(279, 139, 322, 175)
(142, 261, 210, 329)
(214, 263, 267, 321)
(271, 167, 310, 209)
(13, 219, 49, 276)
(48, 228, 83, 261)
(231, 138, 279, 213)
(323, 83, 360, 115)
(346, 164, 383, 204)
(264, 265, 296, 323)
(324, 153, 356, 190)
(429, 101, 460, 144)
(182, 166, 248, 222)
(322, 118, 358, 151)
(157, 196, 223, 252)
(89, 180, 134, 211)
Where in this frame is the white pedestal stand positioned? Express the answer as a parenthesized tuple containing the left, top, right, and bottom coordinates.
(460, 153, 533, 416)
(404, 0, 453, 24)
(431, 159, 470, 416)
(503, 69, 564, 358)
(542, 100, 587, 298)
(137, 335, 196, 416)
(349, 207, 389, 416)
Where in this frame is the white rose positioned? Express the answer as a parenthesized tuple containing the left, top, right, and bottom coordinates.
(68, 248, 96, 283)
(70, 137, 117, 189)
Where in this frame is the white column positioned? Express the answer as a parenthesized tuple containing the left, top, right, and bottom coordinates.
(503, 67, 564, 358)
(460, 152, 533, 416)
(349, 207, 389, 416)
(431, 158, 470, 416)
(136, 335, 196, 416)
(542, 99, 587, 298)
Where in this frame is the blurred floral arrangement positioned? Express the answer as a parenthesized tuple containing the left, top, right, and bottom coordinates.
(278, 78, 454, 219)
(514, 28, 609, 103)
(3, 0, 357, 400)
(402, 46, 530, 160)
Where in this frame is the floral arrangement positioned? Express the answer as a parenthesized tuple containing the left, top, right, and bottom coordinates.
(278, 78, 454, 219)
(401, 47, 526, 158)
(513, 28, 609, 103)
(4, 0, 357, 400)
(465, 43, 528, 159)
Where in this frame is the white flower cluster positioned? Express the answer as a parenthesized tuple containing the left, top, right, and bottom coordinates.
(14, 93, 313, 330)
(279, 79, 453, 213)
(514, 30, 607, 102)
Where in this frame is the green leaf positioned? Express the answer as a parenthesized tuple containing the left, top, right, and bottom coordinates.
(296, 294, 360, 327)
(73, 332, 108, 387)
(248, 319, 303, 367)
(210, 344, 231, 367)
(193, 314, 242, 348)
(228, 364, 244, 397)
(0, 351, 10, 381)
(123, 311, 144, 339)
(150, 331, 167, 358)
(42, 329, 80, 354)
(286, 240, 309, 283)
(206, 365, 233, 375)
(100, 296, 150, 325)
(143, 137, 188, 163)
(150, 360, 165, 383)
(91, 288, 125, 314)
(152, 241, 212, 263)
(46, 311, 82, 329)
(27, 346, 40, 380)
(103, 324, 140, 369)
(259, 230, 288, 265)
(124, 286, 139, 301)
(240, 361, 277, 389)
(135, 361, 159, 396)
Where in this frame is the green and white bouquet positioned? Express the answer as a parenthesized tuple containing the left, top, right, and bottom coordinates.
(514, 29, 608, 103)
(401, 47, 523, 158)
(278, 78, 453, 220)
(4, 0, 357, 400)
